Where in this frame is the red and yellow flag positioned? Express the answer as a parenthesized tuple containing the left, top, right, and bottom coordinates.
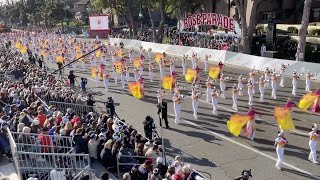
(116, 50, 123, 57)
(133, 58, 141, 68)
(20, 44, 27, 54)
(227, 114, 251, 136)
(274, 107, 295, 130)
(155, 53, 164, 63)
(114, 61, 123, 74)
(185, 68, 197, 83)
(208, 66, 221, 79)
(91, 66, 103, 79)
(128, 82, 143, 99)
(55, 55, 64, 64)
(95, 49, 101, 58)
(162, 76, 174, 90)
(298, 92, 319, 111)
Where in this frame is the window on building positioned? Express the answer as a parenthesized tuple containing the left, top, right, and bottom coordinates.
(313, 8, 320, 22)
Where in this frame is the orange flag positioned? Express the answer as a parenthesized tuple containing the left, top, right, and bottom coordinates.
(20, 44, 27, 54)
(208, 66, 221, 79)
(274, 107, 295, 130)
(128, 82, 143, 99)
(133, 58, 141, 68)
(116, 50, 123, 57)
(185, 68, 197, 83)
(114, 61, 123, 74)
(55, 55, 64, 64)
(91, 66, 103, 79)
(95, 49, 101, 58)
(227, 114, 251, 136)
(155, 53, 164, 63)
(162, 76, 174, 90)
(298, 92, 319, 111)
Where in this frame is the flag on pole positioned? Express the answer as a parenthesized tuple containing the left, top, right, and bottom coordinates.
(155, 53, 164, 63)
(116, 50, 123, 57)
(55, 55, 64, 64)
(20, 44, 27, 54)
(15, 42, 21, 49)
(114, 61, 123, 74)
(274, 107, 295, 130)
(162, 76, 174, 90)
(227, 114, 251, 136)
(128, 82, 143, 99)
(95, 49, 101, 58)
(298, 92, 319, 111)
(208, 66, 221, 79)
(185, 68, 197, 83)
(133, 58, 141, 68)
(91, 66, 103, 79)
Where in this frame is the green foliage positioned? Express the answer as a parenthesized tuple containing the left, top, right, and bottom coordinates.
(287, 27, 298, 34)
(308, 28, 320, 37)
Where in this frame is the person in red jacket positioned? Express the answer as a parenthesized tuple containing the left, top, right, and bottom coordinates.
(38, 127, 52, 153)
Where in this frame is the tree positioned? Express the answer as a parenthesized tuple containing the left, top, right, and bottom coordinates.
(296, 0, 312, 61)
(233, 0, 261, 54)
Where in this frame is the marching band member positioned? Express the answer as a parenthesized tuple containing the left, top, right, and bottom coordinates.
(308, 124, 319, 164)
(274, 130, 288, 170)
(139, 57, 144, 76)
(247, 81, 254, 105)
(112, 65, 118, 84)
(157, 91, 164, 104)
(159, 58, 165, 79)
(292, 71, 299, 96)
(211, 88, 219, 114)
(232, 85, 239, 111)
(149, 60, 155, 82)
(103, 70, 110, 91)
(219, 74, 226, 99)
(191, 52, 197, 68)
(237, 74, 245, 96)
(120, 67, 126, 89)
(94, 67, 100, 87)
(191, 85, 201, 119)
(204, 55, 211, 72)
(218, 61, 224, 79)
(206, 78, 214, 103)
(246, 106, 260, 141)
(264, 67, 271, 89)
(174, 82, 182, 95)
(193, 66, 201, 85)
(169, 58, 176, 75)
(305, 70, 313, 92)
(172, 92, 183, 124)
(125, 65, 130, 82)
(279, 64, 288, 87)
(271, 73, 278, 99)
(128, 48, 133, 63)
(182, 55, 187, 75)
(111, 51, 116, 62)
(249, 70, 257, 94)
(259, 77, 266, 102)
(133, 67, 139, 82)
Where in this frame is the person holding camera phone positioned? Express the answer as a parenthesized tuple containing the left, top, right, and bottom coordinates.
(143, 115, 155, 140)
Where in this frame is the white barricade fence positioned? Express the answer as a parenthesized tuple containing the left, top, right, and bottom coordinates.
(6, 127, 21, 178)
(49, 101, 99, 116)
(109, 38, 320, 81)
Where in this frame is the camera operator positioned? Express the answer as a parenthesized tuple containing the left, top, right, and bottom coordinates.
(87, 93, 95, 112)
(157, 101, 169, 129)
(105, 97, 115, 117)
(80, 78, 88, 92)
(57, 61, 63, 75)
(143, 115, 155, 140)
(68, 70, 76, 87)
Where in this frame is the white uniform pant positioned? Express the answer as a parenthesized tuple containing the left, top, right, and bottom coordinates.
(220, 84, 225, 98)
(204, 61, 208, 72)
(149, 71, 153, 82)
(248, 90, 253, 105)
(271, 81, 277, 99)
(129, 56, 132, 63)
(121, 75, 126, 88)
(95, 77, 99, 87)
(160, 68, 164, 79)
(126, 72, 130, 82)
(170, 66, 175, 75)
(111, 56, 115, 62)
(206, 89, 212, 102)
(238, 83, 243, 96)
(134, 73, 139, 82)
(113, 72, 118, 84)
(182, 63, 186, 75)
(265, 77, 270, 88)
(309, 140, 318, 162)
(246, 120, 255, 140)
(232, 95, 238, 110)
(280, 75, 285, 87)
(103, 79, 109, 90)
(174, 104, 181, 124)
(192, 100, 199, 119)
(306, 79, 311, 92)
(139, 67, 143, 76)
(250, 78, 256, 93)
(212, 98, 218, 114)
(192, 60, 196, 69)
(292, 79, 297, 95)
(82, 61, 85, 72)
(259, 87, 265, 101)
(276, 147, 284, 169)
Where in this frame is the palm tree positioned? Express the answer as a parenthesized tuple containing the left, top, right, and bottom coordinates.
(296, 0, 312, 61)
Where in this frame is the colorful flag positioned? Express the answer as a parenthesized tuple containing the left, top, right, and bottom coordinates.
(227, 114, 251, 136)
(208, 66, 221, 79)
(20, 44, 27, 54)
(91, 66, 103, 79)
(95, 49, 101, 58)
(15, 42, 21, 49)
(298, 92, 319, 111)
(128, 82, 143, 99)
(114, 61, 123, 74)
(116, 50, 123, 57)
(185, 68, 197, 83)
(55, 55, 64, 64)
(274, 107, 295, 130)
(133, 58, 141, 68)
(162, 76, 174, 90)
(155, 53, 164, 63)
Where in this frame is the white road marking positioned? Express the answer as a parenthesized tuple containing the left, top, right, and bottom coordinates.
(167, 113, 320, 179)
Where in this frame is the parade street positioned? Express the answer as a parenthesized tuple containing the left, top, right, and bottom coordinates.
(46, 46, 320, 180)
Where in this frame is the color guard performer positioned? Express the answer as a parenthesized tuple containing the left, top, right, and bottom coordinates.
(182, 55, 187, 75)
(204, 55, 211, 72)
(271, 73, 279, 99)
(247, 81, 254, 105)
(103, 70, 110, 91)
(139, 58, 144, 76)
(249, 70, 257, 94)
(237, 74, 245, 96)
(220, 74, 226, 99)
(191, 86, 201, 119)
(206, 78, 214, 103)
(279, 64, 288, 87)
(232, 85, 239, 111)
(120, 67, 126, 89)
(264, 67, 271, 89)
(246, 106, 260, 141)
(292, 71, 299, 96)
(112, 65, 118, 84)
(274, 130, 288, 170)
(169, 58, 176, 75)
(125, 65, 130, 82)
(149, 60, 155, 82)
(259, 77, 266, 102)
(211, 88, 219, 114)
(133, 67, 139, 82)
(308, 124, 319, 164)
(191, 52, 197, 69)
(218, 61, 224, 79)
(305, 70, 313, 92)
(172, 93, 183, 124)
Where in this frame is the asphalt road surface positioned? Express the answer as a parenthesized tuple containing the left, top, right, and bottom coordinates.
(45, 45, 320, 180)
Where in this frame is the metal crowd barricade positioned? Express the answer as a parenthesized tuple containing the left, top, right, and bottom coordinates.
(49, 101, 97, 116)
(6, 127, 21, 178)
(17, 151, 91, 180)
(11, 132, 73, 154)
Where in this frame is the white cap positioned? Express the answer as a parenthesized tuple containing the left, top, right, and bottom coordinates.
(156, 157, 163, 164)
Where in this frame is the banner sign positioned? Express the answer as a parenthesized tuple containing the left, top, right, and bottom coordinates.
(89, 16, 110, 30)
(183, 13, 235, 31)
